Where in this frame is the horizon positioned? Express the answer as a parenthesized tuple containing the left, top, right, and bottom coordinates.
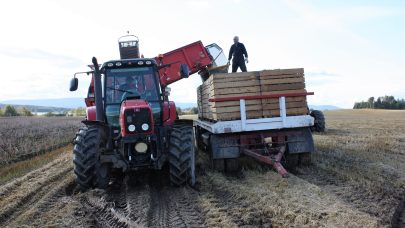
(0, 0, 404, 108)
(0, 97, 343, 111)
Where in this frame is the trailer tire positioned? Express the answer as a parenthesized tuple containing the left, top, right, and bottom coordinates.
(299, 152, 312, 166)
(169, 125, 195, 186)
(283, 153, 300, 170)
(73, 126, 108, 191)
(310, 110, 326, 132)
(225, 158, 240, 173)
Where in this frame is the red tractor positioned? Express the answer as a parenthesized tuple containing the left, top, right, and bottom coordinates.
(69, 35, 225, 190)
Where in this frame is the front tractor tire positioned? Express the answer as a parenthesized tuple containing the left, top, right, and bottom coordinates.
(73, 126, 109, 191)
(169, 125, 196, 187)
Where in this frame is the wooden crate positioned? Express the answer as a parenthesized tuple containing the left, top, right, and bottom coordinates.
(197, 68, 309, 121)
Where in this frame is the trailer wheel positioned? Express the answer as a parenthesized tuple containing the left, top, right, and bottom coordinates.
(225, 158, 240, 173)
(73, 126, 108, 191)
(169, 125, 196, 186)
(212, 159, 225, 172)
(283, 153, 300, 170)
(299, 153, 312, 166)
(195, 126, 206, 151)
(310, 110, 326, 132)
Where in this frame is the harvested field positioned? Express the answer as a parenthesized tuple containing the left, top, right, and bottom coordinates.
(0, 109, 404, 227)
(0, 117, 82, 165)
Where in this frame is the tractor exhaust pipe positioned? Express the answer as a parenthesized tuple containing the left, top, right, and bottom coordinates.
(92, 57, 104, 122)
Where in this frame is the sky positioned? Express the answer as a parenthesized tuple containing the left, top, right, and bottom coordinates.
(0, 0, 404, 108)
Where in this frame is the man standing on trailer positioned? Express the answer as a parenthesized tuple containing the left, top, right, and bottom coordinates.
(227, 36, 248, 72)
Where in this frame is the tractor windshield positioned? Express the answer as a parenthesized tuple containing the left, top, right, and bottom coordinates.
(104, 67, 161, 128)
(105, 67, 159, 104)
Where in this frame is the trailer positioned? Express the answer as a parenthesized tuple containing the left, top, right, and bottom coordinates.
(194, 91, 316, 177)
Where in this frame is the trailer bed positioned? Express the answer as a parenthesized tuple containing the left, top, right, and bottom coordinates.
(194, 96, 314, 134)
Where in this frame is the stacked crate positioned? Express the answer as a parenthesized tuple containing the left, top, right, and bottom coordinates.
(197, 68, 308, 121)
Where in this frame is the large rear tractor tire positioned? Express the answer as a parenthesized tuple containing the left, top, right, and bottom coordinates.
(169, 125, 196, 186)
(310, 110, 326, 132)
(73, 126, 109, 191)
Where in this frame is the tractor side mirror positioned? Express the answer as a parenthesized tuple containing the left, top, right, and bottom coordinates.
(70, 78, 78, 91)
(180, 64, 190, 78)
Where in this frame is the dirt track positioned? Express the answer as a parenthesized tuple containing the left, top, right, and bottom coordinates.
(0, 150, 388, 228)
(1, 110, 405, 227)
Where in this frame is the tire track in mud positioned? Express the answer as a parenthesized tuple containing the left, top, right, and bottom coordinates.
(200, 175, 271, 228)
(6, 175, 77, 227)
(0, 153, 73, 226)
(82, 177, 205, 228)
(146, 186, 205, 227)
(0, 154, 69, 197)
(391, 189, 405, 228)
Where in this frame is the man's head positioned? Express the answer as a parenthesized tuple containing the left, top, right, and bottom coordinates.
(233, 36, 239, 44)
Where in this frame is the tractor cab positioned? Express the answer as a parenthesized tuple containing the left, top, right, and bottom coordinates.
(102, 59, 162, 137)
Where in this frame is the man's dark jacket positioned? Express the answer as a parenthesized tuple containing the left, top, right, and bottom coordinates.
(228, 42, 248, 62)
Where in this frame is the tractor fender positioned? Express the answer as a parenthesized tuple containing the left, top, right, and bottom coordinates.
(86, 106, 96, 121)
(163, 101, 177, 126)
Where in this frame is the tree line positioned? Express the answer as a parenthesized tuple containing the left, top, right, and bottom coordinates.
(0, 105, 86, 117)
(353, 96, 405, 109)
(0, 105, 200, 117)
(0, 105, 33, 117)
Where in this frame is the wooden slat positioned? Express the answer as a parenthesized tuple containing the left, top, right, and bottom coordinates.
(260, 82, 305, 92)
(208, 92, 261, 99)
(262, 96, 307, 104)
(259, 68, 304, 76)
(212, 80, 260, 89)
(262, 101, 307, 110)
(261, 89, 307, 96)
(260, 77, 304, 85)
(263, 107, 308, 117)
(210, 71, 259, 79)
(210, 86, 261, 95)
(209, 104, 263, 113)
(211, 100, 263, 108)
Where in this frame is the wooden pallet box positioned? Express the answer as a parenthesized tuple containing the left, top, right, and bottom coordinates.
(197, 68, 309, 121)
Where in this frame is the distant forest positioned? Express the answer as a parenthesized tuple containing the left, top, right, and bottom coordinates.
(354, 96, 405, 109)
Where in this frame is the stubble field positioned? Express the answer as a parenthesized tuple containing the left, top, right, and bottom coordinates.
(0, 109, 404, 227)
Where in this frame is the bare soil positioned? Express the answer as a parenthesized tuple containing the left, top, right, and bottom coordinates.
(0, 110, 404, 227)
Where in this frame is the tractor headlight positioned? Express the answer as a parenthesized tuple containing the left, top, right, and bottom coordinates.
(128, 124, 136, 132)
(141, 123, 149, 131)
(135, 142, 148, 153)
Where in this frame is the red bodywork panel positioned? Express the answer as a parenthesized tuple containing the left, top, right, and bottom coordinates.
(162, 101, 177, 126)
(85, 68, 96, 107)
(155, 41, 212, 87)
(120, 100, 154, 137)
(86, 106, 96, 121)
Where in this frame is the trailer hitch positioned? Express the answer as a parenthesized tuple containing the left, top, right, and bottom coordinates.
(241, 145, 289, 178)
